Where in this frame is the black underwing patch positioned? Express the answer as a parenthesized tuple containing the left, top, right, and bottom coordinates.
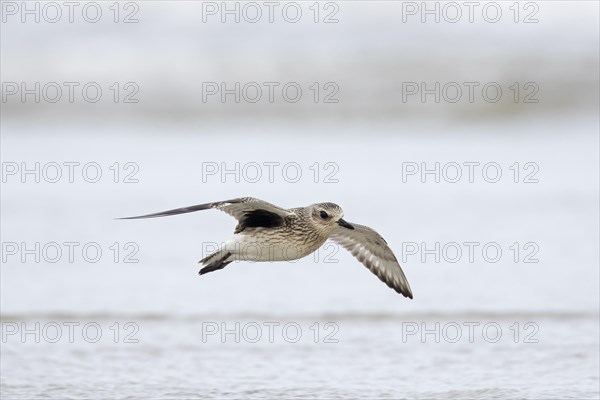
(236, 209, 284, 233)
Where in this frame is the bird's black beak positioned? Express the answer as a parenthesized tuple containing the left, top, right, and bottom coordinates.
(337, 218, 354, 230)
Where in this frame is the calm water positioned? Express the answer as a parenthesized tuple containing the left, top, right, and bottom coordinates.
(1, 313, 598, 399)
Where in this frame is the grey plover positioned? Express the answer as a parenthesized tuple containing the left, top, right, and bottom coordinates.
(120, 197, 413, 298)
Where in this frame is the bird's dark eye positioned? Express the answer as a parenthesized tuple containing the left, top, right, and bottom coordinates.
(320, 211, 329, 219)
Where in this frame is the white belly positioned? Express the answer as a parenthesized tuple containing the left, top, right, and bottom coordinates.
(222, 234, 323, 262)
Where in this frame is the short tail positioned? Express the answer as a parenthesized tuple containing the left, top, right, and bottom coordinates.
(198, 250, 233, 275)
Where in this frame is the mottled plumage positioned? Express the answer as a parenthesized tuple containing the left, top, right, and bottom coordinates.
(120, 197, 413, 298)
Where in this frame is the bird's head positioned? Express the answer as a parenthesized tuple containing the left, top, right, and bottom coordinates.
(308, 202, 354, 233)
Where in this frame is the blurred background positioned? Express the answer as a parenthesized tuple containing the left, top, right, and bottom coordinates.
(1, 1, 599, 399)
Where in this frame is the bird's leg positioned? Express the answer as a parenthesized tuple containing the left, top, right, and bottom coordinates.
(198, 251, 233, 275)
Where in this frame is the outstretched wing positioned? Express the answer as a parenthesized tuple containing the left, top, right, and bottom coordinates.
(329, 223, 413, 298)
(118, 197, 291, 225)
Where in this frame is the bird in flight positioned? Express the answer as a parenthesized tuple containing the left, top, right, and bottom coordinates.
(120, 197, 413, 298)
